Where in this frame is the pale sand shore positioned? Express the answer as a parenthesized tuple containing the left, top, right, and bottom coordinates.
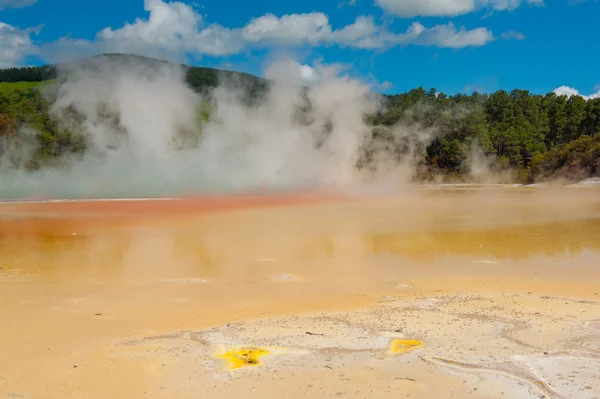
(1, 189, 599, 398)
(133, 288, 600, 399)
(2, 279, 597, 399)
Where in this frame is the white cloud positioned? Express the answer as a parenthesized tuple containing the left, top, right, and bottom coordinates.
(241, 14, 382, 49)
(554, 86, 600, 100)
(99, 0, 200, 46)
(97, 0, 243, 57)
(330, 16, 380, 46)
(375, 0, 543, 17)
(397, 22, 494, 48)
(0, 22, 37, 68)
(32, 0, 499, 65)
(191, 25, 244, 55)
(0, 0, 37, 9)
(242, 13, 331, 46)
(39, 0, 242, 62)
(242, 15, 493, 50)
(376, 0, 476, 17)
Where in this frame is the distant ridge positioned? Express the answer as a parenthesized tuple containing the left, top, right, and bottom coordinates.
(0, 53, 268, 95)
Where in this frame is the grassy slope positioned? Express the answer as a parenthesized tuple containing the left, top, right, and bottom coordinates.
(0, 81, 41, 93)
(0, 80, 56, 94)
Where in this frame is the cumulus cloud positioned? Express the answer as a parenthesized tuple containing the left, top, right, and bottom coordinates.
(397, 22, 493, 48)
(242, 13, 331, 46)
(0, 22, 38, 68)
(97, 0, 243, 58)
(0, 0, 37, 9)
(99, 0, 201, 46)
(554, 86, 600, 100)
(32, 0, 500, 65)
(240, 13, 384, 48)
(375, 0, 543, 17)
(376, 0, 476, 17)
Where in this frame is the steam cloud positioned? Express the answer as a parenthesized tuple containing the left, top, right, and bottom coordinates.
(1, 56, 432, 200)
(1, 55, 512, 200)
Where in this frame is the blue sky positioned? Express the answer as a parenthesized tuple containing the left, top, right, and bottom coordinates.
(0, 0, 598, 96)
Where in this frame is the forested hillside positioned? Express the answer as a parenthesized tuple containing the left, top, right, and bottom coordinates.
(370, 87, 600, 181)
(1, 54, 598, 183)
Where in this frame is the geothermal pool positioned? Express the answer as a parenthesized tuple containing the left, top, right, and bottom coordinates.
(1, 188, 599, 398)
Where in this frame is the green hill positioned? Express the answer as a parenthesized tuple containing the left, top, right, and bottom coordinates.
(0, 81, 43, 93)
(0, 54, 267, 96)
(0, 80, 57, 94)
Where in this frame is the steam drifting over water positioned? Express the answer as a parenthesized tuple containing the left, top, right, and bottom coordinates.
(0, 56, 434, 200)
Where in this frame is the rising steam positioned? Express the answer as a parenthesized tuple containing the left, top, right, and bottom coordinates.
(0, 56, 400, 200)
(0, 56, 498, 200)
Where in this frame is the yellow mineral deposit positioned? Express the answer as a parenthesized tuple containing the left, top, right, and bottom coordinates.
(216, 347, 272, 370)
(389, 339, 425, 354)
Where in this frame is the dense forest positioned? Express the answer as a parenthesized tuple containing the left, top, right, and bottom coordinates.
(371, 87, 600, 182)
(1, 54, 598, 183)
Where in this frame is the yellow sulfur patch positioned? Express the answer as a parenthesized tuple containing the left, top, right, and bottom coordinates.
(216, 347, 272, 369)
(389, 339, 425, 354)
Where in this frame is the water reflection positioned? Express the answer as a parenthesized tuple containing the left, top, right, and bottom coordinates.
(367, 218, 600, 261)
(1, 196, 599, 285)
